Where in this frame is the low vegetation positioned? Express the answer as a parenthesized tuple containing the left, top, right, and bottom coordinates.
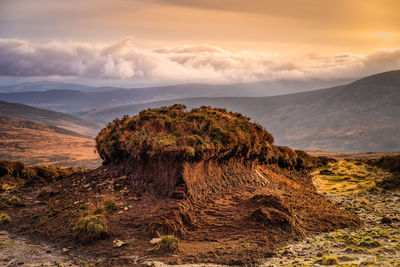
(314, 255, 339, 265)
(96, 104, 275, 163)
(0, 159, 87, 189)
(153, 232, 179, 253)
(73, 214, 108, 242)
(96, 105, 318, 170)
(0, 212, 11, 224)
(368, 155, 400, 189)
(312, 160, 393, 193)
(104, 200, 117, 211)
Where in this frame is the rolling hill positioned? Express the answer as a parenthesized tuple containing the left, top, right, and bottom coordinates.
(0, 78, 352, 113)
(0, 116, 101, 168)
(0, 81, 93, 93)
(0, 100, 102, 137)
(81, 70, 400, 152)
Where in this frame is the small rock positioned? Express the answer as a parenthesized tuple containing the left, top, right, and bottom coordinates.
(124, 207, 128, 210)
(113, 239, 126, 248)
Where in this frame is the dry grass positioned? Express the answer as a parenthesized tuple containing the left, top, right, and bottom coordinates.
(0, 159, 88, 188)
(312, 160, 392, 194)
(95, 105, 317, 171)
(96, 104, 275, 163)
(0, 117, 101, 168)
(73, 215, 108, 242)
(152, 232, 180, 253)
(0, 212, 11, 224)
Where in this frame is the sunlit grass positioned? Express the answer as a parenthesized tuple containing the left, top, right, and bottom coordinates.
(312, 160, 392, 194)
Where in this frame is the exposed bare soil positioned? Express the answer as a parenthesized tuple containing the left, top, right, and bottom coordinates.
(1, 157, 360, 265)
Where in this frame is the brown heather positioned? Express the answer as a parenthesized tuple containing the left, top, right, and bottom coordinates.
(96, 104, 316, 170)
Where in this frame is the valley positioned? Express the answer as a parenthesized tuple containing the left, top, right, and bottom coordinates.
(0, 117, 100, 168)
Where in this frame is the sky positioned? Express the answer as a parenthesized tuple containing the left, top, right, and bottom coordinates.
(0, 0, 399, 86)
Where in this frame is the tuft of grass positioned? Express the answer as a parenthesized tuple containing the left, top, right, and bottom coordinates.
(104, 200, 117, 211)
(9, 196, 24, 207)
(0, 212, 11, 224)
(358, 240, 381, 248)
(93, 208, 106, 215)
(315, 255, 339, 265)
(154, 232, 179, 253)
(73, 215, 108, 242)
(47, 206, 61, 217)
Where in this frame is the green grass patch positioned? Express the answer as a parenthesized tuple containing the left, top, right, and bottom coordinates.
(73, 215, 108, 242)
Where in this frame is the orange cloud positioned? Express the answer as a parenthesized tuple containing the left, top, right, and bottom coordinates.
(0, 38, 399, 83)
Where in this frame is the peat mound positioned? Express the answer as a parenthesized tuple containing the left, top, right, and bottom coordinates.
(3, 105, 361, 265)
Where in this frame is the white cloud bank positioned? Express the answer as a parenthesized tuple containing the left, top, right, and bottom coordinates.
(0, 37, 399, 83)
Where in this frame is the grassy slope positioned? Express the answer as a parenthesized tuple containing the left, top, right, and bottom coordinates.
(0, 117, 101, 168)
(0, 100, 102, 137)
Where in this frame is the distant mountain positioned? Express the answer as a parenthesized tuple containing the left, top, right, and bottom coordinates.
(0, 78, 352, 113)
(0, 81, 93, 93)
(80, 70, 400, 152)
(0, 116, 100, 168)
(0, 100, 102, 137)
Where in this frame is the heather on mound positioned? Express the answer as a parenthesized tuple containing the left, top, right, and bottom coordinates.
(96, 104, 315, 170)
(1, 106, 361, 265)
(96, 104, 274, 162)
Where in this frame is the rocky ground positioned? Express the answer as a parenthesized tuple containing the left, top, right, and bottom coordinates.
(0, 230, 81, 266)
(261, 191, 400, 266)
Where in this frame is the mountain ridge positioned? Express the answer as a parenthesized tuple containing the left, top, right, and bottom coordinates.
(0, 78, 354, 113)
(80, 70, 400, 152)
(0, 100, 102, 137)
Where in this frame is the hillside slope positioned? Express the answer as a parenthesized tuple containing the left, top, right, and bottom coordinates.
(0, 78, 351, 113)
(82, 70, 400, 152)
(0, 117, 101, 168)
(0, 81, 93, 93)
(0, 100, 102, 136)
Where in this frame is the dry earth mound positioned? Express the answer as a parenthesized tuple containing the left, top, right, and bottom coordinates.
(2, 105, 360, 265)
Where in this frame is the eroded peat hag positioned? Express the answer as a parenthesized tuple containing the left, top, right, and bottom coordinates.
(1, 105, 360, 265)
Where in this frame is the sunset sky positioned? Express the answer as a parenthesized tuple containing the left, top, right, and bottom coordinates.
(0, 0, 399, 85)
